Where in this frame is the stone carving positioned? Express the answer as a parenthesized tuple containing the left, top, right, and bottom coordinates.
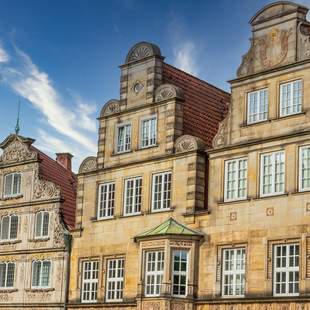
(212, 107, 231, 149)
(237, 28, 292, 77)
(53, 216, 65, 248)
(169, 240, 193, 247)
(155, 84, 184, 102)
(132, 81, 144, 94)
(298, 22, 310, 60)
(0, 140, 37, 165)
(100, 99, 122, 117)
(33, 175, 60, 200)
(143, 301, 161, 310)
(125, 42, 161, 63)
(175, 135, 205, 153)
(172, 303, 185, 310)
(79, 156, 97, 174)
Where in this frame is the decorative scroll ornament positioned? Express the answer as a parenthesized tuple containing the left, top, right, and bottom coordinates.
(175, 135, 205, 153)
(298, 22, 310, 60)
(212, 110, 230, 148)
(53, 214, 65, 248)
(79, 156, 97, 173)
(100, 99, 122, 117)
(155, 84, 183, 102)
(33, 175, 61, 200)
(0, 140, 37, 165)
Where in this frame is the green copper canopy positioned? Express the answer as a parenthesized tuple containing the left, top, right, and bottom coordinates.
(134, 217, 203, 241)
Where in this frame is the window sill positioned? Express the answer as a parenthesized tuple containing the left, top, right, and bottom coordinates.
(217, 198, 251, 206)
(240, 120, 271, 128)
(0, 288, 17, 293)
(271, 111, 306, 122)
(253, 193, 289, 201)
(137, 144, 159, 151)
(26, 288, 54, 292)
(91, 216, 115, 222)
(0, 239, 22, 245)
(111, 150, 132, 156)
(145, 207, 175, 215)
(1, 194, 23, 201)
(28, 237, 50, 242)
(120, 213, 143, 219)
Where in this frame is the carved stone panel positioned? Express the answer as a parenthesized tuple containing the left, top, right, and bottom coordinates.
(78, 156, 97, 174)
(33, 176, 61, 200)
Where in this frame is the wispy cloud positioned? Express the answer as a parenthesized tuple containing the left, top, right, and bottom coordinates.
(0, 43, 9, 63)
(0, 45, 97, 155)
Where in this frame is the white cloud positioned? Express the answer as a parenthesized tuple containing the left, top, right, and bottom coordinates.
(173, 41, 199, 76)
(0, 45, 97, 154)
(0, 43, 9, 63)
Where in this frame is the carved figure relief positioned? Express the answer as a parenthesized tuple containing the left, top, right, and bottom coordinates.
(79, 156, 97, 173)
(298, 22, 310, 60)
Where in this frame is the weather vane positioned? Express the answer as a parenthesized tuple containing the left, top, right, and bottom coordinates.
(15, 98, 21, 135)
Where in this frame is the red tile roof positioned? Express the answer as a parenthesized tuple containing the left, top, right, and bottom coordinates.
(31, 146, 77, 230)
(162, 63, 230, 147)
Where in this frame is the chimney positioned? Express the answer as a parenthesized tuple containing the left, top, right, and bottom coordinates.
(56, 153, 73, 171)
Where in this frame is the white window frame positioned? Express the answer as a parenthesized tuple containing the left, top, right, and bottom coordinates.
(144, 250, 164, 297)
(81, 260, 99, 303)
(123, 177, 142, 216)
(224, 158, 247, 202)
(273, 244, 299, 297)
(106, 258, 125, 302)
(247, 88, 268, 124)
(0, 215, 18, 241)
(280, 80, 302, 117)
(299, 145, 310, 192)
(172, 250, 188, 298)
(221, 248, 246, 297)
(3, 173, 21, 198)
(260, 151, 285, 197)
(140, 115, 157, 149)
(97, 182, 115, 219)
(31, 260, 51, 289)
(0, 262, 15, 288)
(35, 211, 49, 239)
(151, 171, 172, 212)
(116, 123, 131, 154)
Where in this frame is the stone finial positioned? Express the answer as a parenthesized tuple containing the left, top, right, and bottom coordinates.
(125, 42, 162, 64)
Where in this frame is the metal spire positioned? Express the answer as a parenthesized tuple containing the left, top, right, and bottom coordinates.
(15, 99, 20, 135)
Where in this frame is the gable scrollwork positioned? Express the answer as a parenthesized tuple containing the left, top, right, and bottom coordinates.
(79, 156, 97, 174)
(155, 84, 184, 102)
(0, 140, 37, 165)
(298, 21, 310, 61)
(33, 174, 61, 201)
(212, 110, 230, 149)
(175, 135, 205, 153)
(100, 99, 125, 117)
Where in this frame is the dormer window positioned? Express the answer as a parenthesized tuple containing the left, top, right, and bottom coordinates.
(116, 123, 131, 153)
(4, 173, 21, 198)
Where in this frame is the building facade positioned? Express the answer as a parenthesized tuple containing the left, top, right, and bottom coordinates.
(0, 134, 76, 309)
(67, 42, 229, 310)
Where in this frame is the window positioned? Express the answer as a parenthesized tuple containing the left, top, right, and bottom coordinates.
(280, 80, 302, 117)
(145, 251, 164, 297)
(124, 177, 142, 215)
(222, 248, 245, 297)
(0, 215, 18, 241)
(4, 173, 21, 198)
(260, 151, 285, 196)
(32, 260, 51, 288)
(98, 182, 115, 219)
(0, 262, 15, 288)
(81, 260, 99, 303)
(117, 123, 131, 153)
(35, 211, 49, 238)
(224, 158, 247, 201)
(172, 250, 188, 297)
(299, 146, 310, 191)
(273, 244, 299, 296)
(106, 258, 124, 302)
(140, 116, 157, 148)
(151, 172, 172, 212)
(247, 89, 268, 123)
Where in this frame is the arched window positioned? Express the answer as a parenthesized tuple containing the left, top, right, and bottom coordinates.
(0, 215, 18, 240)
(35, 211, 49, 238)
(4, 173, 21, 198)
(32, 260, 51, 288)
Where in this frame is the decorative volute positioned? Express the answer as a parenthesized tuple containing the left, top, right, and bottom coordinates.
(237, 1, 310, 78)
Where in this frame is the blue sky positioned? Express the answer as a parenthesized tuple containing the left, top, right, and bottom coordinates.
(0, 0, 308, 170)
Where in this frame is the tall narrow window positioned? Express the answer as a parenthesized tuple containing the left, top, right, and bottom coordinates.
(117, 124, 131, 153)
(273, 244, 299, 296)
(0, 215, 18, 241)
(222, 248, 245, 297)
(247, 89, 268, 123)
(172, 250, 188, 297)
(81, 260, 99, 303)
(299, 146, 310, 191)
(224, 158, 247, 201)
(260, 151, 285, 196)
(151, 172, 172, 212)
(106, 258, 125, 302)
(141, 116, 157, 148)
(35, 211, 49, 238)
(145, 251, 164, 297)
(98, 182, 115, 219)
(32, 260, 51, 288)
(4, 173, 21, 198)
(280, 80, 302, 116)
(0, 262, 15, 288)
(124, 177, 142, 215)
